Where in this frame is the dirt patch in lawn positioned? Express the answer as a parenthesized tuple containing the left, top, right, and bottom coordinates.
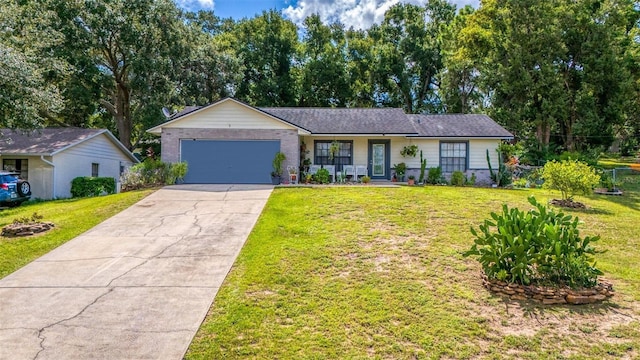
(466, 281, 640, 357)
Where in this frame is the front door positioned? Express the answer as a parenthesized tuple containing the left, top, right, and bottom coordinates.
(368, 140, 390, 180)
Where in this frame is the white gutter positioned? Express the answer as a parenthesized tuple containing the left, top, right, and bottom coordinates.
(40, 156, 56, 199)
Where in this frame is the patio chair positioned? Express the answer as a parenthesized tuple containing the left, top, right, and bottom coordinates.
(324, 165, 336, 182)
(355, 165, 368, 181)
(342, 165, 355, 181)
(308, 165, 321, 176)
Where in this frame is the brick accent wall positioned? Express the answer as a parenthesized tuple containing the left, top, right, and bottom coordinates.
(160, 128, 300, 171)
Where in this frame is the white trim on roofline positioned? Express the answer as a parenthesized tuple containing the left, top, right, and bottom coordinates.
(407, 136, 514, 140)
(308, 133, 418, 137)
(147, 98, 311, 135)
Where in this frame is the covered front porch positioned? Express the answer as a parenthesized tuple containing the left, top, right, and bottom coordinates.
(298, 135, 438, 182)
(296, 135, 502, 185)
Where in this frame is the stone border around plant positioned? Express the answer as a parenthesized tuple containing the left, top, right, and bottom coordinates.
(2, 222, 55, 237)
(481, 273, 614, 305)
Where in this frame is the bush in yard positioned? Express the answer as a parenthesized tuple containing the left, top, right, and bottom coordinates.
(120, 159, 188, 191)
(314, 168, 330, 184)
(427, 167, 444, 184)
(541, 160, 600, 200)
(71, 177, 116, 198)
(463, 196, 603, 288)
(450, 171, 465, 186)
(465, 173, 477, 186)
(166, 162, 188, 185)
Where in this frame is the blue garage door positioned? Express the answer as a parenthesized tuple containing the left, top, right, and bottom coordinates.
(181, 139, 281, 184)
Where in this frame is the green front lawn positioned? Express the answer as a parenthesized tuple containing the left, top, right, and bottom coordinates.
(0, 190, 153, 278)
(188, 185, 640, 359)
(599, 156, 639, 169)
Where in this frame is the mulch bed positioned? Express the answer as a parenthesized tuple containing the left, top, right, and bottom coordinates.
(549, 199, 587, 209)
(2, 222, 55, 237)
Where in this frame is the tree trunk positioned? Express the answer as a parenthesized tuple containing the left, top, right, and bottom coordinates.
(115, 82, 132, 151)
(536, 122, 551, 146)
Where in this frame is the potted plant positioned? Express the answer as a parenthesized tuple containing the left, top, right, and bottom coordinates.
(302, 158, 312, 173)
(288, 167, 298, 183)
(271, 151, 286, 185)
(393, 162, 406, 182)
(401, 144, 419, 158)
(329, 140, 340, 162)
(407, 175, 415, 186)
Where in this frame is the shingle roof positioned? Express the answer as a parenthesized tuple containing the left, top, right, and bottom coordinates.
(0, 128, 137, 161)
(408, 114, 513, 138)
(150, 98, 513, 138)
(169, 106, 201, 120)
(260, 107, 417, 134)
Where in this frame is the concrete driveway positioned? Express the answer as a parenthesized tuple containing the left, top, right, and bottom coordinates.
(0, 184, 273, 359)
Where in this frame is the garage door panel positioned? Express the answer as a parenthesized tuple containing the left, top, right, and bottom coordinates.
(181, 140, 280, 184)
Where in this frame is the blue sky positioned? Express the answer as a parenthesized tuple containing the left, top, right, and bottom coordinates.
(176, 0, 480, 30)
(178, 0, 290, 20)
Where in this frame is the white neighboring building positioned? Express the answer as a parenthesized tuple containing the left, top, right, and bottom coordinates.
(0, 128, 138, 199)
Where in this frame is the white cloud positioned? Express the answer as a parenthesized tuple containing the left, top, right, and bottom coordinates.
(283, 0, 479, 30)
(176, 0, 215, 11)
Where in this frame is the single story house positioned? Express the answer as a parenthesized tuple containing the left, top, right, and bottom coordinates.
(0, 128, 138, 199)
(147, 98, 513, 184)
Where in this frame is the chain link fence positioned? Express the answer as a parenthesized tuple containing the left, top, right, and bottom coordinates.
(512, 165, 640, 192)
(599, 167, 640, 192)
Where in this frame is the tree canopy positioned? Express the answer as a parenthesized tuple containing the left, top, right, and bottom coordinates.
(1, 0, 638, 158)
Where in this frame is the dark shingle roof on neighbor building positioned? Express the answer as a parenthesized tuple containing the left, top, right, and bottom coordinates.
(261, 107, 417, 134)
(408, 114, 513, 138)
(0, 128, 137, 160)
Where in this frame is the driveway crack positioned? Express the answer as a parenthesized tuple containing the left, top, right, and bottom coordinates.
(106, 235, 195, 287)
(34, 288, 113, 360)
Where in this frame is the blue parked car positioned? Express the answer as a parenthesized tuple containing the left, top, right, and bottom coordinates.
(0, 171, 31, 207)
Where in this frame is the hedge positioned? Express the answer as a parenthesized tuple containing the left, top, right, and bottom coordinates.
(70, 177, 116, 198)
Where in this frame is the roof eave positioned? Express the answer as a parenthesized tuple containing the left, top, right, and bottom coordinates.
(0, 152, 53, 157)
(407, 135, 514, 139)
(308, 133, 419, 136)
